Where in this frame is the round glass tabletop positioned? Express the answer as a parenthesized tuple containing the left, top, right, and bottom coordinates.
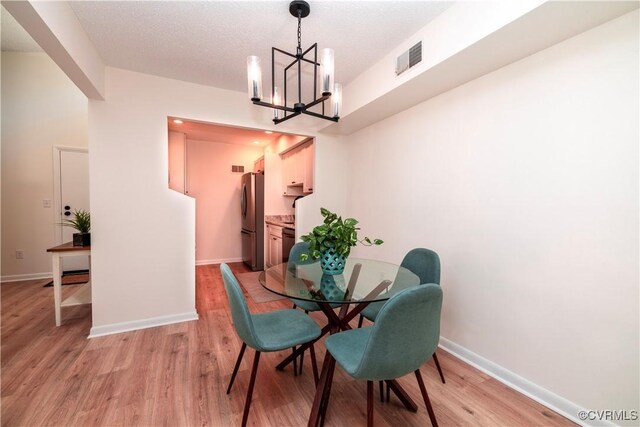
(259, 258, 420, 304)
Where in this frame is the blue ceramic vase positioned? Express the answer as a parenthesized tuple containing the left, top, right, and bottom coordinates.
(320, 248, 346, 275)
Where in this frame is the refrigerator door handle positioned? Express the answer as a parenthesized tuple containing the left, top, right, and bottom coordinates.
(241, 183, 247, 217)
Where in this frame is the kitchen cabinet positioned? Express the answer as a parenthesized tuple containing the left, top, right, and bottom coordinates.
(282, 154, 293, 188)
(281, 140, 314, 196)
(302, 143, 314, 194)
(254, 156, 264, 173)
(282, 152, 303, 185)
(266, 224, 283, 268)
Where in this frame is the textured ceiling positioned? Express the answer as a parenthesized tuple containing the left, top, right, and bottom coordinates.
(1, 5, 42, 52)
(69, 1, 452, 93)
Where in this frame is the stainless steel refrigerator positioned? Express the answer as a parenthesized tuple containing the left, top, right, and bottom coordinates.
(241, 172, 264, 271)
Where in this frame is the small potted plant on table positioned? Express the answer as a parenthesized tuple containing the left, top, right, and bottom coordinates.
(63, 209, 91, 246)
(299, 207, 383, 275)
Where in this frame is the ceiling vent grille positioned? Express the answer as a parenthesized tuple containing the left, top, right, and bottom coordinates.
(231, 165, 245, 173)
(395, 41, 422, 76)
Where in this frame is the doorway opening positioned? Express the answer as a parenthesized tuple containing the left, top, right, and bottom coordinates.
(166, 118, 311, 272)
(53, 146, 89, 274)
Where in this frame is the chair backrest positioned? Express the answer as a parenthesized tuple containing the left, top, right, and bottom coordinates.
(287, 242, 318, 274)
(220, 263, 259, 349)
(400, 248, 440, 285)
(353, 284, 443, 380)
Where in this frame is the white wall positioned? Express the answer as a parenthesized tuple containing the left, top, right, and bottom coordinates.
(88, 67, 346, 335)
(184, 139, 262, 264)
(167, 130, 186, 193)
(346, 11, 638, 419)
(1, 52, 88, 281)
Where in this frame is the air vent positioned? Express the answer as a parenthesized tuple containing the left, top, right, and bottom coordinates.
(231, 165, 245, 173)
(395, 41, 422, 76)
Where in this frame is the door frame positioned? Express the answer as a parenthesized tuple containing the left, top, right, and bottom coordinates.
(52, 146, 89, 245)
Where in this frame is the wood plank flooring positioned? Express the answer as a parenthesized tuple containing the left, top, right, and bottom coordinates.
(1, 263, 575, 426)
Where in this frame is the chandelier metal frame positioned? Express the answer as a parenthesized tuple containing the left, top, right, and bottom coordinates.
(249, 1, 340, 125)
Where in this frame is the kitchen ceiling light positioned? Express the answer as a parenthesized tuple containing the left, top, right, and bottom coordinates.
(173, 119, 183, 124)
(246, 1, 341, 125)
(264, 131, 273, 134)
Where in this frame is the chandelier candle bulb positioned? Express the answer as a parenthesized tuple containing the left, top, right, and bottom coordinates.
(321, 48, 334, 95)
(272, 86, 281, 120)
(246, 56, 263, 101)
(332, 83, 342, 118)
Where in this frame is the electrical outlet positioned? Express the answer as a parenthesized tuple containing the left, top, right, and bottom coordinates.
(43, 199, 52, 208)
(16, 250, 24, 259)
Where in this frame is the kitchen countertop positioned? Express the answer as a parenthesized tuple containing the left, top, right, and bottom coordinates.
(265, 214, 295, 229)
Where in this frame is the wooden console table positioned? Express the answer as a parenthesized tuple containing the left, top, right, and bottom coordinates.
(47, 242, 91, 326)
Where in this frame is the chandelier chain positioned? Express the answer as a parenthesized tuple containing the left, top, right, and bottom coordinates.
(297, 9, 302, 52)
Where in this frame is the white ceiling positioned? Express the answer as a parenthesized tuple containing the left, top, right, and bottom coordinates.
(167, 117, 304, 147)
(67, 1, 452, 93)
(1, 5, 42, 52)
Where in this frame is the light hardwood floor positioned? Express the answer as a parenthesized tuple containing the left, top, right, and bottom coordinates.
(1, 263, 575, 426)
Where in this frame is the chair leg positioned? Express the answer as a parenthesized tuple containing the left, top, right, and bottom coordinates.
(433, 352, 446, 384)
(292, 346, 298, 376)
(309, 343, 319, 386)
(415, 369, 438, 427)
(298, 310, 309, 375)
(367, 381, 374, 427)
(319, 358, 337, 426)
(241, 351, 261, 427)
(386, 382, 390, 403)
(309, 354, 336, 427)
(358, 315, 364, 328)
(379, 380, 384, 402)
(227, 342, 247, 394)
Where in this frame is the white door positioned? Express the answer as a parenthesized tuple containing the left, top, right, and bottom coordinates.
(56, 148, 90, 272)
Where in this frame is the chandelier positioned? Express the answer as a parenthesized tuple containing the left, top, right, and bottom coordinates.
(246, 1, 341, 125)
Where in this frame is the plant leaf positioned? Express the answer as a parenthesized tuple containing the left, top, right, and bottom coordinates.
(344, 218, 358, 227)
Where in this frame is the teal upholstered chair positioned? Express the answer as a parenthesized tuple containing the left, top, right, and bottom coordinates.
(288, 242, 339, 376)
(358, 248, 445, 385)
(325, 284, 443, 426)
(220, 263, 321, 427)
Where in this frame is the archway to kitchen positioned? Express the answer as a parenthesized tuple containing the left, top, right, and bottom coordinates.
(166, 117, 312, 278)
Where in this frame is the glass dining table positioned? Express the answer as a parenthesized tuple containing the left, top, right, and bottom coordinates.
(259, 258, 421, 427)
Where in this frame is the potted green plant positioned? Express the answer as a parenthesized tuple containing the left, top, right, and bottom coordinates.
(62, 209, 91, 246)
(299, 207, 383, 275)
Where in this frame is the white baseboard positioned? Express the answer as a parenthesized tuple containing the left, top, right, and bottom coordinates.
(195, 257, 243, 266)
(1, 272, 52, 283)
(88, 311, 199, 338)
(439, 337, 614, 427)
